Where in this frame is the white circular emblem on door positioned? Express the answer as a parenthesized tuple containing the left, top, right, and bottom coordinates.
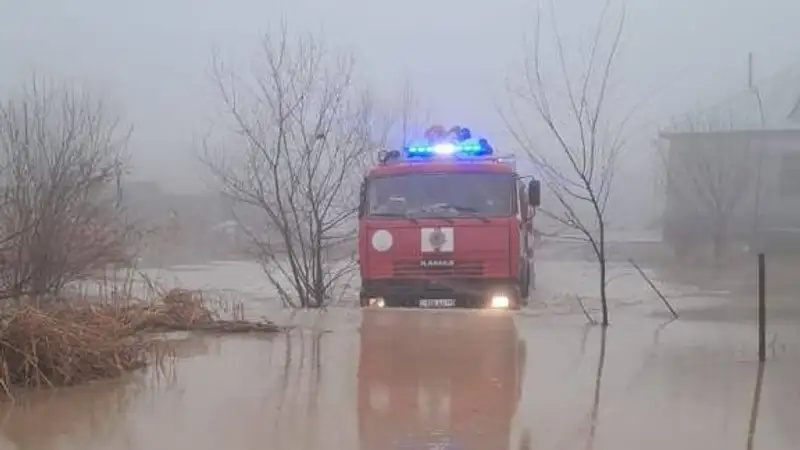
(371, 229, 393, 252)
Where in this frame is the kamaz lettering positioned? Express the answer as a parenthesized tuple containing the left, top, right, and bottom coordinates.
(420, 259, 456, 268)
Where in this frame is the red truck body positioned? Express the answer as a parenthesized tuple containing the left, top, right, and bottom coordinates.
(357, 149, 539, 309)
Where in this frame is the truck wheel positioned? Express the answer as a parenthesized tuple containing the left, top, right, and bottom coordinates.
(511, 286, 524, 310)
(519, 283, 529, 307)
(520, 270, 529, 300)
(520, 263, 533, 306)
(511, 296, 524, 310)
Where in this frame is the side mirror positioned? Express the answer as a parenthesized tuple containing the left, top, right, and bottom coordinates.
(358, 180, 367, 217)
(528, 179, 541, 207)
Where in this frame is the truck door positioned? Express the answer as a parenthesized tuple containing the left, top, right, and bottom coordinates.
(517, 181, 530, 298)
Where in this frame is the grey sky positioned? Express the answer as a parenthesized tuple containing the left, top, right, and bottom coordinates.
(2, 0, 799, 196)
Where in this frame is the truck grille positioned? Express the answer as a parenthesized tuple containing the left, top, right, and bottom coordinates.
(392, 260, 484, 277)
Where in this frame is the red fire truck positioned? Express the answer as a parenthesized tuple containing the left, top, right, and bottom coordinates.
(357, 309, 526, 450)
(357, 126, 541, 309)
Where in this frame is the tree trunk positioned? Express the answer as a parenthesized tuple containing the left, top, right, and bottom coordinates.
(598, 223, 609, 327)
(712, 215, 727, 267)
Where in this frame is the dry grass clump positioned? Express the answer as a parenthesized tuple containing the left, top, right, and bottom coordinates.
(126, 288, 282, 333)
(0, 304, 148, 392)
(0, 288, 282, 396)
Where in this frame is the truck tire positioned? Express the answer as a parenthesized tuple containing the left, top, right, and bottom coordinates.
(510, 285, 524, 310)
(519, 262, 531, 303)
(520, 262, 533, 306)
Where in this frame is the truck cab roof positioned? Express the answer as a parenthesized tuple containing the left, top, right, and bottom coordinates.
(367, 155, 517, 178)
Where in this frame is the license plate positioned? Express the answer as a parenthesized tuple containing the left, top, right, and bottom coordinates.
(419, 299, 456, 308)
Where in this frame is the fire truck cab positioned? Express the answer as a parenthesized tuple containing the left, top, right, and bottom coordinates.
(357, 126, 541, 309)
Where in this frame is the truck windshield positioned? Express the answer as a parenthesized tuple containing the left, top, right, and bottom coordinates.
(367, 173, 514, 218)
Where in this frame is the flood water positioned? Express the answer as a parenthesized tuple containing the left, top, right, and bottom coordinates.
(1, 257, 799, 450)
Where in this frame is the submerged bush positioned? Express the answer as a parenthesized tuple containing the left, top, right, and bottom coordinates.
(0, 289, 281, 396)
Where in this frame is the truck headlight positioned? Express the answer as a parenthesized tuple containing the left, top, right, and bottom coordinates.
(368, 297, 386, 308)
(490, 295, 510, 308)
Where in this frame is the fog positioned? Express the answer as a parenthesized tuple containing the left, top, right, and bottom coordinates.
(3, 3, 800, 449)
(2, 1, 799, 223)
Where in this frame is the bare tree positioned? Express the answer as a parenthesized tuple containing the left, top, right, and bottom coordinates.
(396, 76, 431, 146)
(659, 112, 759, 263)
(504, 1, 626, 326)
(203, 28, 379, 308)
(0, 77, 132, 300)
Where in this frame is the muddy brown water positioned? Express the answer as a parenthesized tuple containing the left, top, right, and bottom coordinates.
(2, 258, 800, 450)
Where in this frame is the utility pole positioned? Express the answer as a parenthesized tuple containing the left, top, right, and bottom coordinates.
(749, 52, 764, 253)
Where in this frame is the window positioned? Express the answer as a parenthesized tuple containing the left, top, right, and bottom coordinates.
(779, 153, 800, 197)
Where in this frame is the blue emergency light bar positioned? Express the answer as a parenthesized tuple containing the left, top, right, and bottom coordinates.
(404, 138, 493, 158)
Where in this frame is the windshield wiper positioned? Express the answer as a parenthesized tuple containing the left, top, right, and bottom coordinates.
(417, 205, 455, 224)
(441, 204, 491, 223)
(371, 212, 418, 224)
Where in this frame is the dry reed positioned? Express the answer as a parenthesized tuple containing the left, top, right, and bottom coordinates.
(0, 288, 282, 397)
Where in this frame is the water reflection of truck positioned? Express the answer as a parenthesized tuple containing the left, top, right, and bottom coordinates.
(357, 309, 526, 450)
(357, 126, 541, 310)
